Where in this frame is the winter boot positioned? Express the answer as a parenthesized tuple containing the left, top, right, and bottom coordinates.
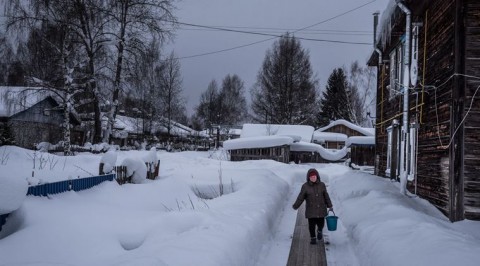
(310, 237, 317, 245)
(317, 230, 323, 240)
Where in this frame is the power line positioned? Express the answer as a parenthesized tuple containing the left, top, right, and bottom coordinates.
(178, 27, 372, 36)
(180, 25, 371, 33)
(0, 1, 377, 60)
(176, 0, 377, 60)
(174, 21, 372, 45)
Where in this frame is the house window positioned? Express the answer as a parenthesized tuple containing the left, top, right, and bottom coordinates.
(389, 40, 405, 99)
(386, 127, 393, 175)
(407, 123, 418, 181)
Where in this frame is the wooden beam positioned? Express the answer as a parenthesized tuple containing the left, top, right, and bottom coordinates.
(449, 0, 466, 222)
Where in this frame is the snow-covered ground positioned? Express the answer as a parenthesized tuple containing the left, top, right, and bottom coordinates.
(1, 146, 480, 266)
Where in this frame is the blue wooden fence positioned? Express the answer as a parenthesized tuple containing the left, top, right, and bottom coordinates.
(27, 174, 115, 196)
(1, 174, 116, 233)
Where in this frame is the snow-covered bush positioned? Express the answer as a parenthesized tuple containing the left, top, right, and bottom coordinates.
(36, 142, 51, 152)
(0, 175, 28, 215)
(120, 158, 147, 184)
(83, 142, 93, 149)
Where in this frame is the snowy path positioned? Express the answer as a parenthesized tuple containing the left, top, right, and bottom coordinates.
(255, 164, 361, 266)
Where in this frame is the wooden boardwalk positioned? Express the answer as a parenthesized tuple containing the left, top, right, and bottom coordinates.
(286, 203, 328, 266)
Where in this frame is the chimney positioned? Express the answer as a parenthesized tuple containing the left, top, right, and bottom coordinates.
(373, 11, 380, 47)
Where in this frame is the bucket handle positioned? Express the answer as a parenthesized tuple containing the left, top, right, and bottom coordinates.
(328, 210, 336, 216)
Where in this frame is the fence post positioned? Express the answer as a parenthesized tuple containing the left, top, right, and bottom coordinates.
(154, 160, 160, 179)
(99, 163, 105, 175)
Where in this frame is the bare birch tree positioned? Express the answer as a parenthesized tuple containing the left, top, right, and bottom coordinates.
(102, 0, 177, 143)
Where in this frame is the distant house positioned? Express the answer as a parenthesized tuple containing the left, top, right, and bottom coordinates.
(314, 120, 375, 166)
(225, 135, 292, 163)
(224, 123, 348, 163)
(314, 119, 375, 148)
(110, 115, 209, 147)
(347, 136, 375, 166)
(0, 87, 82, 148)
(367, 0, 480, 221)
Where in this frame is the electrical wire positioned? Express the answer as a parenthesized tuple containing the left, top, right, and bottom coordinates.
(419, 73, 480, 149)
(176, 0, 377, 60)
(1, 1, 377, 60)
(177, 27, 372, 36)
(174, 21, 372, 45)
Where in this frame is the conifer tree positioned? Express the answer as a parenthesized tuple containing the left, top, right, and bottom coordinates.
(251, 34, 318, 125)
(317, 68, 352, 127)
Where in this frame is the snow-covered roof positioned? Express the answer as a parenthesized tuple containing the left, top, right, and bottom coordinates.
(316, 120, 374, 137)
(240, 124, 314, 143)
(347, 136, 375, 147)
(376, 0, 403, 49)
(0, 86, 56, 117)
(228, 128, 242, 135)
(112, 115, 208, 138)
(223, 136, 294, 150)
(290, 141, 348, 161)
(313, 132, 348, 143)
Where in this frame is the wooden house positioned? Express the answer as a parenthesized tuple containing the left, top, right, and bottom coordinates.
(226, 136, 292, 163)
(314, 120, 375, 166)
(224, 123, 348, 163)
(347, 136, 376, 166)
(367, 0, 480, 221)
(0, 87, 83, 149)
(314, 119, 375, 149)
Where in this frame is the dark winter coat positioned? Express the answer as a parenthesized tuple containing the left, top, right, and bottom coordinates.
(292, 168, 333, 218)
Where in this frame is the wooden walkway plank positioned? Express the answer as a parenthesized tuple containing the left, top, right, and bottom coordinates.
(286, 203, 328, 266)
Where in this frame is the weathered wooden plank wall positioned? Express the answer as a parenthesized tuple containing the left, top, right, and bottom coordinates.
(409, 0, 455, 218)
(324, 124, 365, 137)
(374, 0, 456, 217)
(463, 0, 480, 220)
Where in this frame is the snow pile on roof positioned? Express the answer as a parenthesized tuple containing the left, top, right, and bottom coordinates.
(241, 124, 314, 142)
(228, 128, 242, 135)
(376, 0, 401, 49)
(317, 119, 374, 136)
(113, 115, 208, 138)
(0, 173, 28, 215)
(0, 87, 54, 117)
(290, 141, 348, 161)
(347, 136, 375, 146)
(313, 132, 348, 143)
(223, 136, 294, 150)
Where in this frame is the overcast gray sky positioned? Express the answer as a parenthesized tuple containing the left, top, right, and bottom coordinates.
(165, 0, 391, 116)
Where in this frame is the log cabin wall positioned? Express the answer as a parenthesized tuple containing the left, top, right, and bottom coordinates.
(374, 0, 458, 219)
(374, 65, 390, 177)
(323, 124, 364, 137)
(412, 0, 456, 219)
(229, 146, 290, 163)
(462, 0, 480, 220)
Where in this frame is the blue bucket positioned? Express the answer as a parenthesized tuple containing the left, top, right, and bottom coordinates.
(326, 211, 338, 231)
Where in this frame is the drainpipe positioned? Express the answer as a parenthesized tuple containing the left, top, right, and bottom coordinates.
(396, 0, 411, 195)
(373, 12, 383, 64)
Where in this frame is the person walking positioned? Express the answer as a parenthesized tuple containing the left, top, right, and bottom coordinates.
(292, 168, 333, 245)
